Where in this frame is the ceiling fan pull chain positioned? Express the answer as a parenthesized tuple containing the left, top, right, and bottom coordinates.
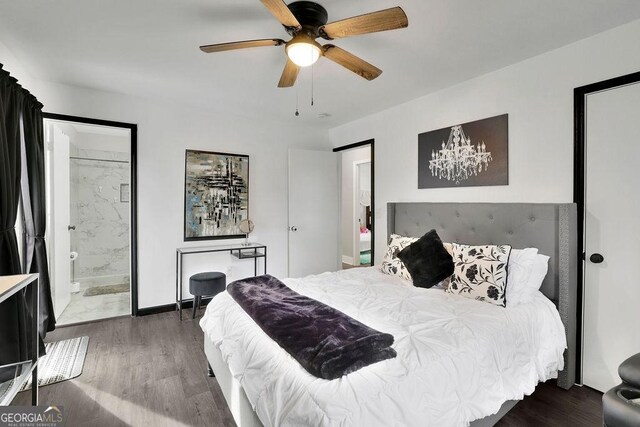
(295, 84, 300, 117)
(311, 63, 315, 107)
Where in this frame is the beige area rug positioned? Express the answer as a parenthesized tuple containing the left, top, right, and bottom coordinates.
(0, 336, 89, 402)
(83, 283, 129, 296)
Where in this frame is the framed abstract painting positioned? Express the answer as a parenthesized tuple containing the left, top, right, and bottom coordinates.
(418, 114, 509, 188)
(184, 150, 249, 241)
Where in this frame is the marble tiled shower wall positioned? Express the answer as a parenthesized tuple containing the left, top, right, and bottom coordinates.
(70, 147, 130, 287)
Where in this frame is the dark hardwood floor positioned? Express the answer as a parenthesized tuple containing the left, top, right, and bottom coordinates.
(14, 311, 235, 427)
(14, 311, 602, 426)
(497, 381, 602, 427)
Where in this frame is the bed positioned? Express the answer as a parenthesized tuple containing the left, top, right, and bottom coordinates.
(200, 202, 577, 426)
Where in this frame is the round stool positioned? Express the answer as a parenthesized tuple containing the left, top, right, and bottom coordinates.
(189, 272, 226, 319)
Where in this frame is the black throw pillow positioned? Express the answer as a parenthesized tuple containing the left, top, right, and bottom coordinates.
(397, 229, 454, 288)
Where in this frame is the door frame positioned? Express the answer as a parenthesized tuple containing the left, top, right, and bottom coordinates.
(573, 70, 640, 383)
(352, 159, 372, 264)
(42, 112, 139, 316)
(333, 139, 375, 265)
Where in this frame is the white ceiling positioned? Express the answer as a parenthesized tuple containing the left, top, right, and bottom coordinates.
(2, 0, 640, 128)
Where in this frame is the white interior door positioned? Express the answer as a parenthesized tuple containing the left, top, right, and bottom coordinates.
(583, 81, 640, 392)
(288, 149, 338, 278)
(48, 123, 72, 319)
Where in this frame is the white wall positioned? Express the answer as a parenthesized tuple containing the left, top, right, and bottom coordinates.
(340, 146, 370, 263)
(2, 40, 330, 308)
(329, 19, 640, 264)
(0, 40, 37, 92)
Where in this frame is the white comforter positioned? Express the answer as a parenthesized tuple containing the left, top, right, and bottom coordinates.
(200, 267, 566, 427)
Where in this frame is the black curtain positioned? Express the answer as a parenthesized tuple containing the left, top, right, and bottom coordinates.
(0, 65, 29, 379)
(0, 64, 55, 381)
(22, 94, 56, 335)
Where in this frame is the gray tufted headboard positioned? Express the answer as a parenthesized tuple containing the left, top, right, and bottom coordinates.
(387, 202, 577, 389)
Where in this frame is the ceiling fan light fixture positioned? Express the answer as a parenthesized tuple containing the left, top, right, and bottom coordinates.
(286, 34, 321, 67)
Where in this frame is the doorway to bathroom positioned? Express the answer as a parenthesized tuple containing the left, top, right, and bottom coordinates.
(335, 141, 374, 270)
(43, 113, 137, 325)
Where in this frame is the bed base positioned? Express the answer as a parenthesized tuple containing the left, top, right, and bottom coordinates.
(205, 334, 516, 427)
(204, 337, 263, 427)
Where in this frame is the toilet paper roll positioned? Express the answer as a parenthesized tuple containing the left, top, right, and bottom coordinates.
(70, 251, 79, 261)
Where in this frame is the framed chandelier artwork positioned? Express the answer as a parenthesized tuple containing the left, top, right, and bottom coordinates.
(418, 114, 509, 189)
(184, 150, 249, 241)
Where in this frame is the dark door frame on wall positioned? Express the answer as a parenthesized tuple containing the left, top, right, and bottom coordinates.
(573, 69, 640, 383)
(42, 112, 139, 316)
(333, 139, 375, 265)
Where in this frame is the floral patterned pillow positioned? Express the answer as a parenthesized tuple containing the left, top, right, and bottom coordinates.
(446, 243, 512, 307)
(380, 234, 418, 281)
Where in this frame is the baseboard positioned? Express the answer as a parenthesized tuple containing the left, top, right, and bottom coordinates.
(56, 314, 131, 328)
(341, 255, 354, 265)
(137, 297, 213, 316)
(136, 303, 175, 316)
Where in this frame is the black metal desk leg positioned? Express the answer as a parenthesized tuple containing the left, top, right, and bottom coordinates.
(179, 252, 183, 321)
(31, 277, 39, 405)
(176, 250, 179, 313)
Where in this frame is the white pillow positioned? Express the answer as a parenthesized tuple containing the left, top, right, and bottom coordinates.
(505, 248, 538, 306)
(529, 254, 550, 290)
(508, 251, 550, 306)
(380, 234, 418, 281)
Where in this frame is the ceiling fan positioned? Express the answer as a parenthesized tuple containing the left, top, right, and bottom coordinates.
(200, 1, 408, 88)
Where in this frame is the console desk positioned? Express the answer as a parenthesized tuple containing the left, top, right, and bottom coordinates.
(175, 243, 267, 320)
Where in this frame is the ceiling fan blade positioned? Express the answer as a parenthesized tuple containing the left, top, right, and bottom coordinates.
(260, 0, 302, 30)
(322, 45, 382, 81)
(278, 58, 300, 87)
(200, 39, 284, 53)
(319, 7, 408, 40)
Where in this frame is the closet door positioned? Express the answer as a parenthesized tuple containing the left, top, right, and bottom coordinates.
(288, 149, 338, 278)
(583, 81, 640, 392)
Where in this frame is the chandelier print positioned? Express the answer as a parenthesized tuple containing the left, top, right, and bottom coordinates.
(418, 114, 508, 189)
(429, 125, 492, 184)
